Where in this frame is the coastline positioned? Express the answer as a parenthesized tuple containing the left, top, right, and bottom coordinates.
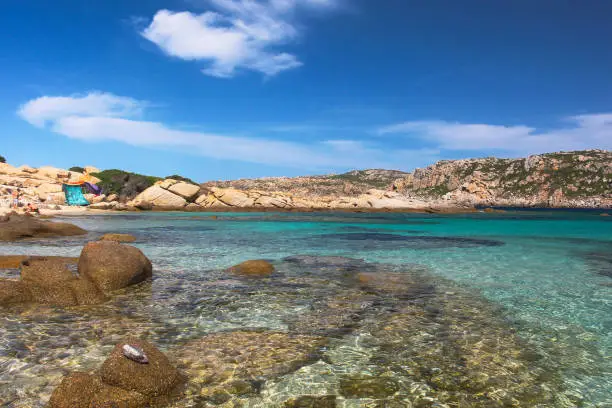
(52, 204, 611, 217)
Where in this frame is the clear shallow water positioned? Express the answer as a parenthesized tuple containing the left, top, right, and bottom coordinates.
(0, 210, 610, 407)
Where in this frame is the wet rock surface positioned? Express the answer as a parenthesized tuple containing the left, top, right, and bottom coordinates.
(99, 233, 137, 243)
(50, 338, 183, 408)
(0, 255, 78, 269)
(0, 257, 107, 307)
(227, 259, 275, 277)
(0, 279, 32, 305)
(101, 337, 183, 397)
(78, 241, 153, 292)
(173, 331, 326, 404)
(1, 241, 153, 307)
(0, 213, 87, 241)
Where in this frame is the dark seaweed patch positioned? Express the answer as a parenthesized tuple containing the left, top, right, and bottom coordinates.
(141, 225, 215, 232)
(584, 251, 612, 278)
(315, 233, 504, 249)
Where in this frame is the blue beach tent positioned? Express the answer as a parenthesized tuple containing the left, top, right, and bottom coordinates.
(62, 184, 90, 206)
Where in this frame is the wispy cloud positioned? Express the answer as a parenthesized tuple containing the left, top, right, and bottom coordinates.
(140, 0, 338, 78)
(18, 92, 436, 171)
(378, 116, 612, 155)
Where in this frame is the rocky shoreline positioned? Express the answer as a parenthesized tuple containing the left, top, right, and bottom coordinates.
(1, 150, 610, 217)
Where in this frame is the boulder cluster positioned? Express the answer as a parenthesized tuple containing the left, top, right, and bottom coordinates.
(130, 182, 446, 211)
(0, 163, 108, 208)
(0, 240, 152, 307)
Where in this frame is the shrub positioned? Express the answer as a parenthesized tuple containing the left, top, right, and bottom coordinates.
(166, 174, 198, 185)
(69, 166, 85, 173)
(0, 155, 5, 163)
(92, 169, 162, 200)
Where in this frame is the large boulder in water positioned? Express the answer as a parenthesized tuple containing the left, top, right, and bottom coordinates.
(78, 241, 152, 292)
(100, 337, 183, 397)
(227, 260, 275, 277)
(0, 256, 109, 307)
(0, 213, 86, 241)
(19, 257, 107, 306)
(20, 257, 78, 306)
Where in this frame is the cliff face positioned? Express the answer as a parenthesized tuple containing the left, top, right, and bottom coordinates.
(393, 150, 612, 208)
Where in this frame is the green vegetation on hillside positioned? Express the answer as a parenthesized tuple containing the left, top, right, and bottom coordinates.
(92, 169, 162, 200)
(0, 155, 5, 164)
(69, 166, 85, 173)
(403, 150, 611, 201)
(166, 174, 198, 185)
(329, 170, 407, 189)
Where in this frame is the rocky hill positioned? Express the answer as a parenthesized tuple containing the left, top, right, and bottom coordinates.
(393, 150, 611, 208)
(203, 169, 408, 197)
(1, 150, 610, 213)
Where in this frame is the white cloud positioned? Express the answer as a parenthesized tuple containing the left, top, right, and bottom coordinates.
(378, 115, 612, 154)
(141, 0, 337, 78)
(18, 92, 433, 171)
(17, 92, 144, 127)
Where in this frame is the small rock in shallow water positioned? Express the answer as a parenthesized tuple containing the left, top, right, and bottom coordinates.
(122, 344, 149, 364)
(227, 260, 275, 277)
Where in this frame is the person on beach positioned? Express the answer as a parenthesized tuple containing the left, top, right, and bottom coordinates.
(11, 189, 20, 209)
(25, 202, 39, 214)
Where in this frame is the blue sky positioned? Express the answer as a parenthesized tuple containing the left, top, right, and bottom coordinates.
(1, 0, 611, 181)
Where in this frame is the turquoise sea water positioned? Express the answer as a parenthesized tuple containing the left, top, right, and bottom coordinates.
(0, 210, 610, 407)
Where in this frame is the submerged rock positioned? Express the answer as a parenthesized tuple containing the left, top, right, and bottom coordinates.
(339, 375, 400, 399)
(78, 241, 152, 292)
(50, 338, 183, 408)
(227, 260, 275, 277)
(283, 395, 337, 407)
(316, 233, 505, 249)
(0, 213, 86, 241)
(174, 331, 325, 403)
(99, 233, 137, 243)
